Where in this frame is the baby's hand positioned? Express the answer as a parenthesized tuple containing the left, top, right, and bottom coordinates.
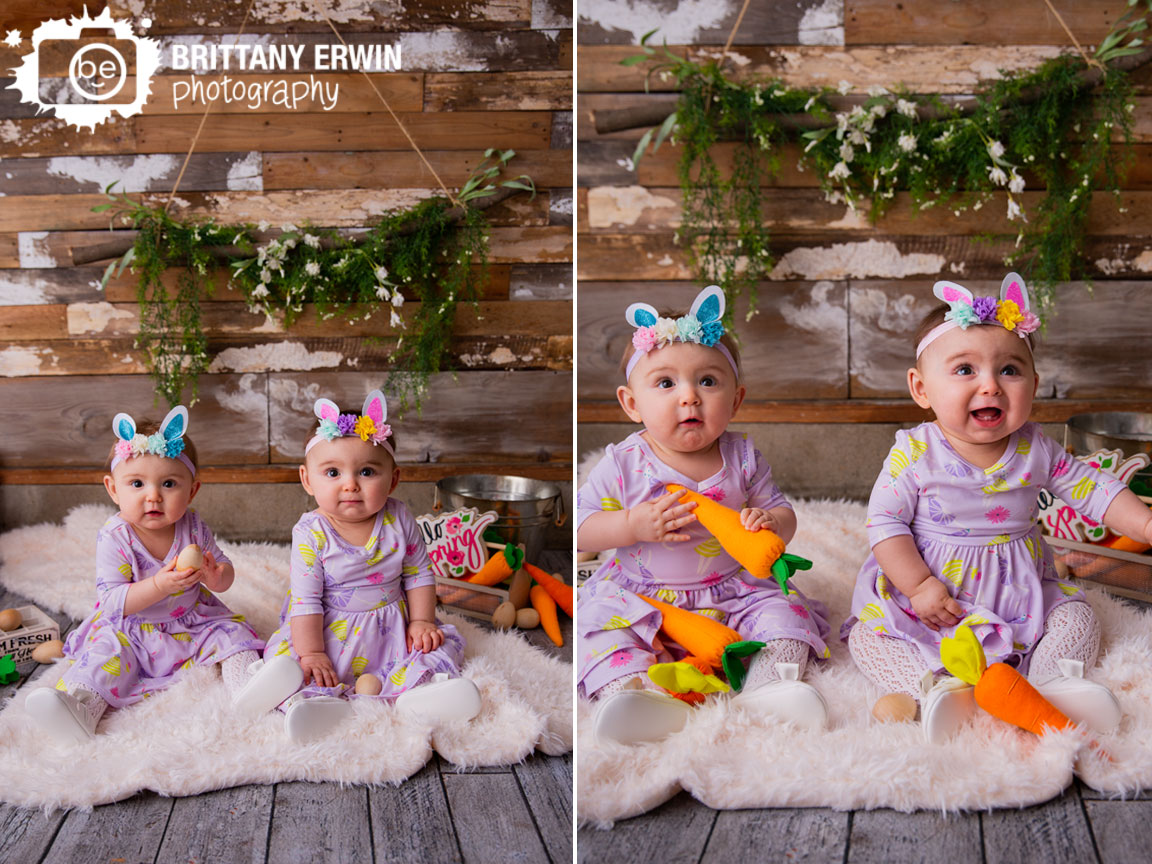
(740, 507, 777, 534)
(627, 489, 697, 543)
(407, 620, 444, 654)
(153, 558, 199, 596)
(299, 651, 339, 688)
(909, 578, 965, 632)
(198, 550, 225, 587)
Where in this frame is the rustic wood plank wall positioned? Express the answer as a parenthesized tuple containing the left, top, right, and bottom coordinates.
(0, 0, 573, 541)
(577, 0, 1152, 499)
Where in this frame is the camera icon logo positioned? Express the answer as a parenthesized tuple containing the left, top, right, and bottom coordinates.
(8, 7, 160, 131)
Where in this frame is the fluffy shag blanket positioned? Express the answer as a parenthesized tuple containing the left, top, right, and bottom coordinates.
(578, 499, 1152, 825)
(0, 505, 572, 810)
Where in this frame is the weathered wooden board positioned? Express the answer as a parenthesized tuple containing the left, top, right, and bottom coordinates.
(264, 148, 570, 191)
(0, 117, 136, 158)
(0, 152, 263, 195)
(0, 188, 552, 231)
(847, 809, 982, 863)
(982, 786, 1098, 864)
(846, 0, 1130, 46)
(578, 280, 849, 401)
(0, 806, 66, 864)
(511, 263, 573, 299)
(702, 808, 849, 862)
(368, 760, 462, 864)
(425, 71, 572, 110)
(514, 754, 573, 864)
(266, 370, 571, 463)
(41, 794, 173, 864)
(577, 791, 717, 862)
(578, 44, 1078, 93)
(441, 772, 550, 864)
(579, 0, 840, 47)
(552, 108, 573, 149)
(849, 280, 1152, 399)
(0, 373, 271, 466)
(576, 233, 1152, 281)
(156, 785, 275, 864)
(1082, 800, 1152, 862)
(265, 782, 372, 863)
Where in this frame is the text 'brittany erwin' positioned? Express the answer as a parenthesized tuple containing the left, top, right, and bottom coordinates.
(168, 42, 403, 73)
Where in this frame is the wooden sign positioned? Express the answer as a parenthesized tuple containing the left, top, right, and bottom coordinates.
(1039, 449, 1151, 543)
(417, 507, 498, 579)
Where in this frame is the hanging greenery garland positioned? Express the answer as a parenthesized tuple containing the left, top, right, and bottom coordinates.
(91, 150, 534, 409)
(621, 4, 1152, 320)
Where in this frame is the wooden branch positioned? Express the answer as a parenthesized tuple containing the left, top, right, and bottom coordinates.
(70, 185, 524, 266)
(593, 46, 1152, 134)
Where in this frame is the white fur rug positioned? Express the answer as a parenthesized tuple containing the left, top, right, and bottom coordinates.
(0, 505, 572, 810)
(578, 499, 1152, 825)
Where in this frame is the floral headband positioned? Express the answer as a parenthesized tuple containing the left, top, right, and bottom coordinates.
(305, 389, 394, 457)
(916, 272, 1040, 359)
(110, 406, 197, 476)
(624, 285, 738, 380)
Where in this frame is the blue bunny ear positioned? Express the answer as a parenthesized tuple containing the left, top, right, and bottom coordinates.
(625, 302, 659, 329)
(690, 285, 725, 324)
(112, 412, 136, 442)
(160, 405, 188, 441)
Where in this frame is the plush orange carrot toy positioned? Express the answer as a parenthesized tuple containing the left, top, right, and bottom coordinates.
(665, 483, 811, 594)
(941, 625, 1081, 737)
(530, 585, 563, 647)
(523, 563, 574, 617)
(463, 543, 525, 586)
(636, 593, 741, 668)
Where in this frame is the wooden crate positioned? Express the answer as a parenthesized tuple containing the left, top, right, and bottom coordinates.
(1051, 538, 1152, 603)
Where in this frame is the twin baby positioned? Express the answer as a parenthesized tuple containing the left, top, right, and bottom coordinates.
(26, 390, 480, 744)
(579, 278, 1152, 745)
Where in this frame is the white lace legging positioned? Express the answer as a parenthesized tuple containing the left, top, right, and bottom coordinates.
(848, 602, 1101, 702)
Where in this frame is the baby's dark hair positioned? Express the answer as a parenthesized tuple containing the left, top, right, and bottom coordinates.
(913, 303, 1035, 364)
(105, 421, 199, 472)
(619, 308, 742, 379)
(301, 407, 400, 461)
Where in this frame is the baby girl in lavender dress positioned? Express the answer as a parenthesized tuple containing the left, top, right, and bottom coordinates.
(578, 286, 831, 745)
(26, 406, 268, 743)
(257, 390, 481, 742)
(843, 274, 1152, 743)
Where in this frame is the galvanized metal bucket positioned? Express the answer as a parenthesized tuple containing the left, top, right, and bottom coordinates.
(1065, 413, 1152, 457)
(433, 475, 566, 563)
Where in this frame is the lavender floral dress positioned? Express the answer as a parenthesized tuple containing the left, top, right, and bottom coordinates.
(61, 511, 263, 708)
(263, 500, 465, 702)
(841, 422, 1126, 673)
(577, 431, 830, 698)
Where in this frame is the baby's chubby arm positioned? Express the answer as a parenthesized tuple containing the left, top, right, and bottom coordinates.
(739, 506, 797, 543)
(577, 488, 697, 552)
(290, 614, 339, 687)
(405, 584, 444, 653)
(195, 552, 234, 593)
(1101, 488, 1152, 546)
(872, 535, 964, 631)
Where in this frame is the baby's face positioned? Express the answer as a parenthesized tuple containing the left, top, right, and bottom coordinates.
(104, 455, 198, 532)
(618, 341, 744, 458)
(301, 436, 399, 525)
(910, 324, 1037, 461)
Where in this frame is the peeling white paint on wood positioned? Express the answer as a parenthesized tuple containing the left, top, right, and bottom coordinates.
(399, 32, 491, 71)
(45, 154, 178, 193)
(66, 302, 137, 336)
(587, 186, 678, 228)
(579, 0, 736, 44)
(0, 345, 54, 377)
(1096, 249, 1152, 275)
(0, 277, 48, 305)
(779, 281, 846, 334)
(799, 0, 844, 46)
(532, 0, 571, 28)
(770, 240, 945, 280)
(226, 152, 263, 192)
(17, 232, 56, 268)
(268, 377, 322, 454)
(208, 341, 344, 373)
(214, 373, 266, 416)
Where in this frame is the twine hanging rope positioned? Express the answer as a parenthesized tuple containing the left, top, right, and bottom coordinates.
(1042, 0, 1105, 71)
(164, 0, 462, 213)
(718, 0, 753, 65)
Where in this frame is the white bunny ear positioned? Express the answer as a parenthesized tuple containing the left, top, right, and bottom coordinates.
(690, 285, 725, 323)
(112, 412, 136, 442)
(159, 405, 188, 442)
(314, 398, 341, 423)
(933, 280, 974, 307)
(625, 302, 659, 329)
(1000, 272, 1030, 312)
(362, 389, 387, 425)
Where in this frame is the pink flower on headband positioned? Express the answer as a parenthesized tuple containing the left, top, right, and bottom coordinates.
(632, 327, 659, 353)
(1017, 310, 1040, 335)
(371, 424, 392, 446)
(115, 440, 134, 461)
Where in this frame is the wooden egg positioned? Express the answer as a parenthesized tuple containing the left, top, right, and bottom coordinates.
(0, 608, 22, 631)
(176, 543, 204, 571)
(871, 692, 918, 724)
(515, 607, 540, 629)
(491, 601, 516, 630)
(31, 640, 64, 664)
(355, 673, 383, 696)
(508, 569, 533, 609)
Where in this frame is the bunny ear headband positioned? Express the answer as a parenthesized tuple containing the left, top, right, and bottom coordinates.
(915, 272, 1041, 359)
(110, 405, 197, 476)
(305, 389, 394, 457)
(624, 285, 739, 380)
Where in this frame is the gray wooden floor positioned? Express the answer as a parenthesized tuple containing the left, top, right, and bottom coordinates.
(0, 551, 573, 864)
(577, 594, 1152, 864)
